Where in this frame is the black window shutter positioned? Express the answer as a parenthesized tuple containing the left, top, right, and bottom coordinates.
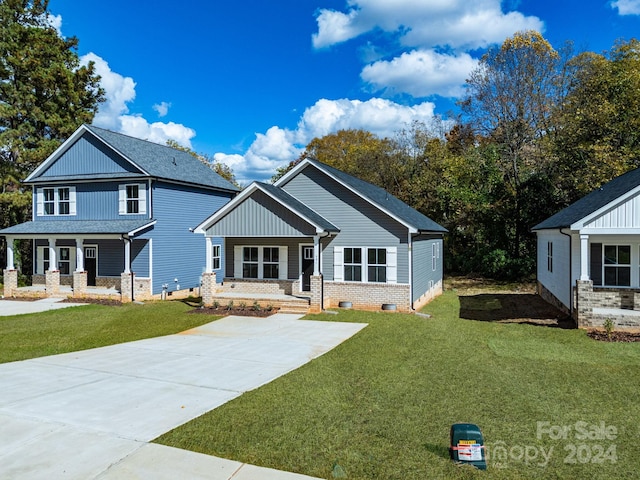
(590, 243, 602, 286)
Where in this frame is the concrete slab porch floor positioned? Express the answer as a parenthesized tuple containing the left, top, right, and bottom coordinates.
(0, 313, 367, 479)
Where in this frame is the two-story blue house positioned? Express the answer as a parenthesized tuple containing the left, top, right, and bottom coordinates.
(1, 124, 238, 301)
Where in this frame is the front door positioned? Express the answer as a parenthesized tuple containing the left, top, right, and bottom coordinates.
(301, 246, 314, 292)
(84, 246, 97, 286)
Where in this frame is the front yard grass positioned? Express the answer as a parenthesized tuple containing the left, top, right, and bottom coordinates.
(156, 291, 640, 480)
(0, 301, 218, 363)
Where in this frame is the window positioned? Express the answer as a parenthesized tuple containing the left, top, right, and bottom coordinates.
(43, 188, 55, 215)
(368, 248, 386, 283)
(212, 245, 221, 270)
(43, 248, 50, 272)
(58, 247, 70, 275)
(604, 245, 631, 286)
(344, 247, 362, 281)
(432, 243, 437, 271)
(242, 247, 259, 278)
(547, 241, 553, 273)
(126, 185, 139, 213)
(37, 187, 75, 216)
(119, 184, 146, 215)
(263, 247, 279, 279)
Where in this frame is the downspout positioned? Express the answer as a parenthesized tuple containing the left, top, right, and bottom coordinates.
(408, 232, 414, 311)
(560, 228, 572, 317)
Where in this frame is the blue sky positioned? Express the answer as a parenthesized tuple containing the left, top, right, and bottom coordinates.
(48, 0, 640, 183)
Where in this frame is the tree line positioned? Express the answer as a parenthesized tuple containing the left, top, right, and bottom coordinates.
(1, 1, 639, 281)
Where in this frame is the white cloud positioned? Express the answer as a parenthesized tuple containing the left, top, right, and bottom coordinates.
(214, 97, 438, 183)
(45, 14, 62, 34)
(361, 49, 477, 98)
(313, 0, 543, 99)
(153, 101, 171, 118)
(80, 53, 195, 149)
(612, 0, 640, 15)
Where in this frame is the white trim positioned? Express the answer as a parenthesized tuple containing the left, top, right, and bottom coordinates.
(194, 182, 335, 235)
(120, 183, 146, 216)
(36, 244, 76, 275)
(233, 245, 289, 280)
(128, 220, 157, 236)
(36, 186, 76, 217)
(274, 158, 420, 233)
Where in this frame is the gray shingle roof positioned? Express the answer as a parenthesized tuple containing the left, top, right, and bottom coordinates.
(256, 182, 339, 232)
(532, 167, 640, 230)
(28, 125, 238, 192)
(0, 219, 155, 236)
(305, 159, 447, 233)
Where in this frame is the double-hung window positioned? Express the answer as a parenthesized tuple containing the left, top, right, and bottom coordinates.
(212, 245, 221, 270)
(263, 247, 279, 279)
(367, 248, 386, 283)
(547, 241, 553, 273)
(36, 246, 75, 274)
(335, 246, 397, 283)
(604, 245, 631, 286)
(58, 248, 71, 275)
(119, 184, 147, 215)
(235, 246, 286, 280)
(242, 247, 259, 278)
(38, 187, 75, 216)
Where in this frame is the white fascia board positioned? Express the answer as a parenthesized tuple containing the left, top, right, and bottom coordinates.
(296, 160, 416, 231)
(571, 183, 640, 230)
(24, 125, 90, 181)
(579, 227, 640, 235)
(194, 182, 260, 234)
(128, 220, 157, 236)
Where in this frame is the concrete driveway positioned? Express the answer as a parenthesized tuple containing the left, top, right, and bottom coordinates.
(0, 297, 86, 316)
(0, 313, 367, 479)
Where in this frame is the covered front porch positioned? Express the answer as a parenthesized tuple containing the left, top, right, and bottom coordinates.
(1, 219, 155, 302)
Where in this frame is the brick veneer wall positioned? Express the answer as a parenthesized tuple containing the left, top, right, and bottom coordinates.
(576, 280, 640, 329)
(324, 281, 411, 312)
(3, 269, 18, 297)
(412, 280, 443, 311)
(133, 278, 152, 300)
(218, 278, 294, 295)
(537, 281, 571, 316)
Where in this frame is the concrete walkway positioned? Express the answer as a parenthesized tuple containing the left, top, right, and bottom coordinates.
(0, 297, 86, 316)
(0, 313, 367, 479)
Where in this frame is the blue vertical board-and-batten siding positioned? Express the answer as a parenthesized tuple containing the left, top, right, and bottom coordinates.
(143, 181, 232, 294)
(412, 235, 443, 302)
(281, 165, 409, 283)
(37, 133, 141, 177)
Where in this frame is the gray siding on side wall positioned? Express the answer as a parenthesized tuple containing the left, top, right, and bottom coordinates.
(145, 181, 232, 294)
(412, 235, 443, 302)
(206, 190, 317, 237)
(40, 133, 140, 177)
(282, 165, 410, 282)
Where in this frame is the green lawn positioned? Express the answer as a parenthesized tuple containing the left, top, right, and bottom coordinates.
(156, 292, 640, 480)
(0, 300, 217, 363)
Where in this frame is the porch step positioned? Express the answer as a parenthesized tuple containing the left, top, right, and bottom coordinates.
(211, 294, 310, 314)
(279, 302, 311, 314)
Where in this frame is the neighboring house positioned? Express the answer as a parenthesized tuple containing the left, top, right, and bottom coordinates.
(195, 158, 447, 312)
(1, 124, 238, 301)
(533, 167, 640, 329)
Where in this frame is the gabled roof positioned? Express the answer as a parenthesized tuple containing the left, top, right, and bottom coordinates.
(25, 124, 239, 192)
(275, 158, 447, 234)
(195, 181, 339, 234)
(0, 219, 156, 237)
(532, 167, 640, 230)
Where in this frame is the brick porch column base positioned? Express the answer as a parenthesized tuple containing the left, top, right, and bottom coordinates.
(121, 272, 133, 303)
(309, 274, 323, 313)
(201, 272, 217, 306)
(3, 269, 18, 297)
(73, 271, 87, 298)
(45, 270, 60, 296)
(576, 280, 594, 328)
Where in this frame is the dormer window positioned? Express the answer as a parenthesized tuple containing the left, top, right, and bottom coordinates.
(37, 187, 76, 216)
(119, 183, 147, 215)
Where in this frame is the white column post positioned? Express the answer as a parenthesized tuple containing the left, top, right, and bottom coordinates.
(313, 235, 320, 275)
(6, 237, 15, 270)
(75, 238, 84, 272)
(205, 237, 213, 273)
(48, 238, 57, 271)
(123, 238, 131, 274)
(580, 234, 590, 281)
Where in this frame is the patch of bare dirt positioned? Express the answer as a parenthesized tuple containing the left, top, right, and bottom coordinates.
(190, 306, 279, 317)
(60, 298, 122, 306)
(587, 330, 640, 342)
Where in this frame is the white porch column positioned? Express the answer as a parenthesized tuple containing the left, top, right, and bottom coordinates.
(48, 238, 57, 271)
(6, 237, 14, 270)
(123, 238, 131, 274)
(75, 238, 84, 272)
(313, 235, 320, 275)
(205, 236, 213, 273)
(580, 234, 590, 281)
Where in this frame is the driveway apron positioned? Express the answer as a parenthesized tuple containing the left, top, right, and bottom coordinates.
(0, 313, 367, 479)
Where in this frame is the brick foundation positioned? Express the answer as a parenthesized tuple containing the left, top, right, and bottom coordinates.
(412, 280, 443, 311)
(45, 270, 61, 296)
(324, 281, 412, 312)
(309, 275, 323, 313)
(3, 269, 18, 297)
(537, 281, 571, 317)
(575, 280, 640, 330)
(133, 278, 152, 300)
(120, 272, 133, 303)
(202, 272, 217, 306)
(73, 271, 87, 298)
